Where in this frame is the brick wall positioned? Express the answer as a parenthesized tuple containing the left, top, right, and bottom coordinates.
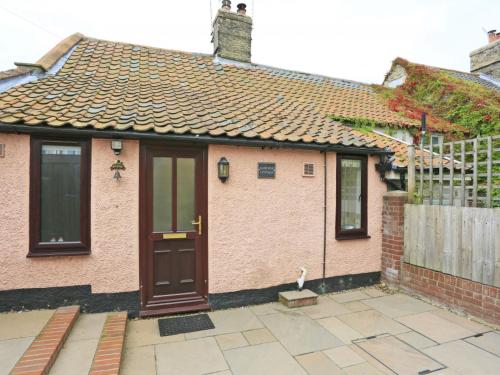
(381, 192, 500, 326)
(401, 263, 500, 326)
(381, 191, 407, 287)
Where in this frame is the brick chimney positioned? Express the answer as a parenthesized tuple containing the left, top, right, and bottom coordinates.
(212, 1, 252, 63)
(487, 29, 500, 43)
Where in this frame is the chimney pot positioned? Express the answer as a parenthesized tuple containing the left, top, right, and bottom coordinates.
(487, 29, 497, 43)
(237, 3, 247, 15)
(222, 0, 231, 11)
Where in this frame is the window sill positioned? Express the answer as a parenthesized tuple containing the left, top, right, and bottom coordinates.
(27, 250, 91, 258)
(335, 234, 371, 241)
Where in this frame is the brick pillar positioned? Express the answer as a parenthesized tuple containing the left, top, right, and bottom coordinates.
(381, 191, 407, 287)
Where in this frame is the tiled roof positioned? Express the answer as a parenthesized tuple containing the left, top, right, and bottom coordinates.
(0, 67, 30, 80)
(440, 68, 499, 92)
(0, 33, 83, 82)
(0, 35, 417, 149)
(352, 129, 452, 169)
(384, 58, 500, 92)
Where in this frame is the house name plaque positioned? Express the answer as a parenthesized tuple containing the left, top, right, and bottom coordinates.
(258, 162, 276, 178)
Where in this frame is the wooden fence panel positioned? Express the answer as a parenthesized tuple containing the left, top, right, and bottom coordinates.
(404, 204, 499, 287)
(460, 208, 473, 280)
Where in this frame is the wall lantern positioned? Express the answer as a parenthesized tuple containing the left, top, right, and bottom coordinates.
(110, 139, 123, 155)
(218, 157, 229, 183)
(376, 150, 395, 182)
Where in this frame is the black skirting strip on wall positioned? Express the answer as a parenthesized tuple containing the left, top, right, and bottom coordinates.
(208, 271, 380, 310)
(0, 285, 140, 318)
(0, 271, 379, 317)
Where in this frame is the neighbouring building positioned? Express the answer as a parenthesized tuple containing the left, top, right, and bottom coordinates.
(470, 29, 500, 80)
(0, 2, 430, 316)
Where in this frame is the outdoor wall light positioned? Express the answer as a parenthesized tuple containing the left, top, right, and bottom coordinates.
(218, 157, 229, 183)
(110, 139, 123, 155)
(376, 151, 395, 181)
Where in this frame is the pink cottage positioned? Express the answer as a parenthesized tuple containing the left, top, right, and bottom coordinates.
(0, 3, 412, 316)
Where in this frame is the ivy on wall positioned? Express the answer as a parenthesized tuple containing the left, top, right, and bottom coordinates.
(377, 58, 500, 139)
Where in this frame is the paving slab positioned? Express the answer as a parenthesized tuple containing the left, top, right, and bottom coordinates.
(464, 331, 500, 356)
(355, 335, 444, 375)
(0, 309, 54, 340)
(125, 318, 185, 348)
(397, 311, 476, 343)
(329, 290, 371, 303)
(323, 345, 365, 368)
(337, 309, 409, 337)
(348, 343, 395, 375)
(224, 342, 306, 375)
(66, 313, 107, 342)
(155, 337, 228, 375)
(363, 287, 388, 298)
(431, 309, 490, 334)
(242, 328, 276, 345)
(299, 296, 351, 319)
(121, 345, 156, 375)
(49, 338, 99, 375)
(424, 340, 500, 375)
(185, 308, 263, 339)
(430, 369, 461, 375)
(342, 362, 386, 375)
(249, 302, 288, 316)
(316, 316, 363, 344)
(207, 371, 233, 375)
(294, 351, 343, 375)
(260, 312, 343, 355)
(362, 294, 436, 318)
(342, 301, 371, 312)
(0, 337, 34, 375)
(396, 331, 437, 349)
(216, 332, 248, 350)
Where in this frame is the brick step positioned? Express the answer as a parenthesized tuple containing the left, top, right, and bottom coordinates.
(10, 305, 80, 375)
(279, 289, 318, 308)
(88, 312, 128, 375)
(47, 312, 106, 375)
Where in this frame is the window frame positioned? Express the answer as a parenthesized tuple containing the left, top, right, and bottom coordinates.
(29, 137, 91, 257)
(335, 154, 369, 240)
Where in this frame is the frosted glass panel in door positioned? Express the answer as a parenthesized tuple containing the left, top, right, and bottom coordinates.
(177, 158, 195, 231)
(153, 157, 172, 232)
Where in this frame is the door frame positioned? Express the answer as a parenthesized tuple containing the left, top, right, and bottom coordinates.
(139, 141, 209, 317)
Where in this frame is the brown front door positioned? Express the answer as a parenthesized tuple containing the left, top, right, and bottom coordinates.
(139, 143, 208, 316)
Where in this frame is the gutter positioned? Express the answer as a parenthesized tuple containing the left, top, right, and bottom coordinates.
(0, 123, 393, 155)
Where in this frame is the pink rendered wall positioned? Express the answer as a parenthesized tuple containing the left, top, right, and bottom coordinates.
(0, 135, 384, 296)
(0, 135, 139, 293)
(207, 145, 386, 293)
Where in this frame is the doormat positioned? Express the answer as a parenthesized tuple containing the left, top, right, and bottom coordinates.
(158, 314, 215, 336)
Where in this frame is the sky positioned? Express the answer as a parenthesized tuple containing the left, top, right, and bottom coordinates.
(0, 0, 498, 84)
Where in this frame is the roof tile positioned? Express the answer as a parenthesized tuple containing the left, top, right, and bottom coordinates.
(0, 35, 419, 150)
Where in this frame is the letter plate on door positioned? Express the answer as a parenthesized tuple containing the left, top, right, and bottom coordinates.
(163, 233, 187, 239)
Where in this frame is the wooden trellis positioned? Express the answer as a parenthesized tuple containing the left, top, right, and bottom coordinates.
(407, 135, 500, 208)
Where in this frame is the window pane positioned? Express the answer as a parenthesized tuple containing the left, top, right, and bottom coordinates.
(40, 144, 81, 242)
(340, 158, 362, 230)
(177, 158, 195, 231)
(153, 157, 173, 232)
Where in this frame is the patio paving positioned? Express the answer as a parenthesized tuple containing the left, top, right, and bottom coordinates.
(1, 286, 499, 374)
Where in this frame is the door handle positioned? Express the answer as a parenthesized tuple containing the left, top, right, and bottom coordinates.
(191, 215, 202, 235)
